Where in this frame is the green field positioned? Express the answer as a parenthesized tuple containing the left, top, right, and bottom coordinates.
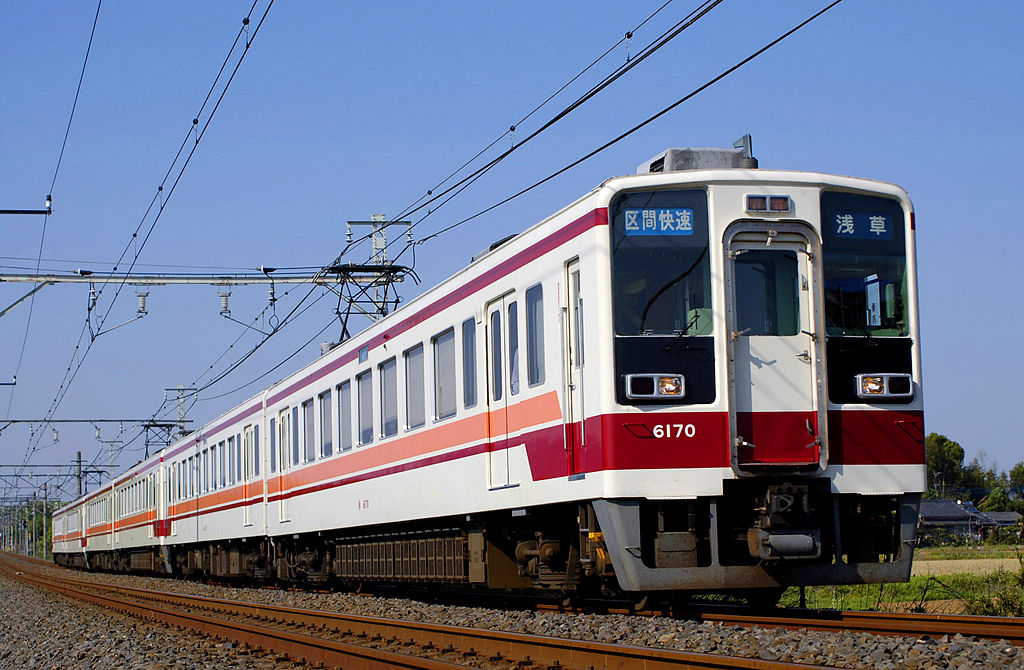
(915, 544, 1024, 561)
(778, 551, 1024, 615)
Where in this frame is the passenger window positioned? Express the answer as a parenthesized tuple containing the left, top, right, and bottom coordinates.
(210, 444, 217, 491)
(252, 424, 260, 477)
(405, 344, 425, 429)
(433, 329, 456, 420)
(572, 270, 584, 367)
(462, 318, 477, 409)
(278, 409, 291, 470)
(202, 449, 209, 492)
(289, 410, 297, 467)
(508, 301, 520, 395)
(490, 311, 503, 401)
(338, 381, 353, 451)
(303, 398, 315, 462)
(380, 358, 398, 437)
(357, 371, 373, 445)
(269, 417, 276, 473)
(526, 285, 544, 385)
(319, 390, 333, 457)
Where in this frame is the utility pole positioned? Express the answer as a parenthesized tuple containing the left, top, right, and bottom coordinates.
(166, 386, 197, 437)
(42, 483, 48, 561)
(346, 215, 412, 319)
(31, 492, 36, 557)
(77, 450, 83, 497)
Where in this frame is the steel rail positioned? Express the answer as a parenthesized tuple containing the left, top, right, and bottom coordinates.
(0, 560, 466, 670)
(693, 608, 1024, 646)
(1, 555, 812, 670)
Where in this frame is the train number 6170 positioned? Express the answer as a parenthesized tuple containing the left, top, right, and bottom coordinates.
(652, 423, 696, 439)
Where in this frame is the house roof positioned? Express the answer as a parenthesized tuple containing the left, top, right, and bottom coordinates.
(918, 499, 998, 527)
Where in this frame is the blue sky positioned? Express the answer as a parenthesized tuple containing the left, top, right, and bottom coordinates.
(2, 1, 1022, 498)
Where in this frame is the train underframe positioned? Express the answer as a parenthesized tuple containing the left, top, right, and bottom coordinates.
(56, 480, 920, 601)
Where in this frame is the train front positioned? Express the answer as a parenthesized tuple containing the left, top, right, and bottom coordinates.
(587, 149, 924, 596)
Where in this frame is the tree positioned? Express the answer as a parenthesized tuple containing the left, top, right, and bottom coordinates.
(979, 486, 1011, 512)
(1009, 462, 1024, 497)
(961, 451, 1001, 505)
(926, 432, 965, 498)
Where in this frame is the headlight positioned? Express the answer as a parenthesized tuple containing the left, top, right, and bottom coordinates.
(625, 373, 685, 399)
(658, 376, 683, 396)
(859, 375, 885, 395)
(856, 373, 913, 399)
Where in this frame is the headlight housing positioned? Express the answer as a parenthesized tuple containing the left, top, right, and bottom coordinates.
(625, 373, 685, 399)
(855, 373, 913, 399)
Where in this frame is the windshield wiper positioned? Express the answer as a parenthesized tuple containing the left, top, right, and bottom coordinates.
(662, 311, 702, 351)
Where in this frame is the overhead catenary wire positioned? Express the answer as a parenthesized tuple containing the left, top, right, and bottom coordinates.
(100, 0, 730, 442)
(377, 0, 726, 243)
(322, 1, 720, 275)
(5, 0, 103, 421)
(394, 0, 845, 260)
(21, 0, 275, 467)
(388, 0, 684, 225)
(0, 255, 256, 273)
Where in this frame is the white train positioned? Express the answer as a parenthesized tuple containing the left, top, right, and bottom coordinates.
(52, 145, 925, 601)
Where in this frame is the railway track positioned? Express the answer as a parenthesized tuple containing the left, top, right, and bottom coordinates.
(0, 554, 812, 670)
(684, 606, 1024, 646)
(3, 553, 1022, 669)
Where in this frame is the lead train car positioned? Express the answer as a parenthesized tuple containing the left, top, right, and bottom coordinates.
(52, 147, 925, 599)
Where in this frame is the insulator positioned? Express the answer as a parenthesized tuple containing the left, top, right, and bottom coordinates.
(136, 290, 149, 316)
(218, 288, 231, 317)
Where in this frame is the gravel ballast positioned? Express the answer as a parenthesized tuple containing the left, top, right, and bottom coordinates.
(0, 572, 303, 670)
(7, 557, 1024, 669)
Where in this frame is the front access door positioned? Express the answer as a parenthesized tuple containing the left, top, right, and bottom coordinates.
(725, 225, 826, 469)
(485, 292, 521, 489)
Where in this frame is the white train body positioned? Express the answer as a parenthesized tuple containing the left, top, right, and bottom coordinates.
(53, 150, 925, 595)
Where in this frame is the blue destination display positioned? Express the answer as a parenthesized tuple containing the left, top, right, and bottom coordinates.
(833, 212, 893, 240)
(623, 208, 694, 236)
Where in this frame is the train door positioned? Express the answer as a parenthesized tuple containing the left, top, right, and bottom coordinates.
(277, 409, 291, 522)
(563, 259, 585, 474)
(485, 292, 520, 489)
(725, 224, 826, 469)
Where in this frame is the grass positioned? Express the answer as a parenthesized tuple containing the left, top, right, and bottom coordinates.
(779, 551, 1024, 615)
(915, 544, 1024, 561)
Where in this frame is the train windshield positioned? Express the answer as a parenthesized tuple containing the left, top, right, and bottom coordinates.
(821, 192, 908, 337)
(609, 189, 711, 336)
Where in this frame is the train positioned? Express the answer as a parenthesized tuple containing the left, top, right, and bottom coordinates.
(51, 143, 926, 603)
